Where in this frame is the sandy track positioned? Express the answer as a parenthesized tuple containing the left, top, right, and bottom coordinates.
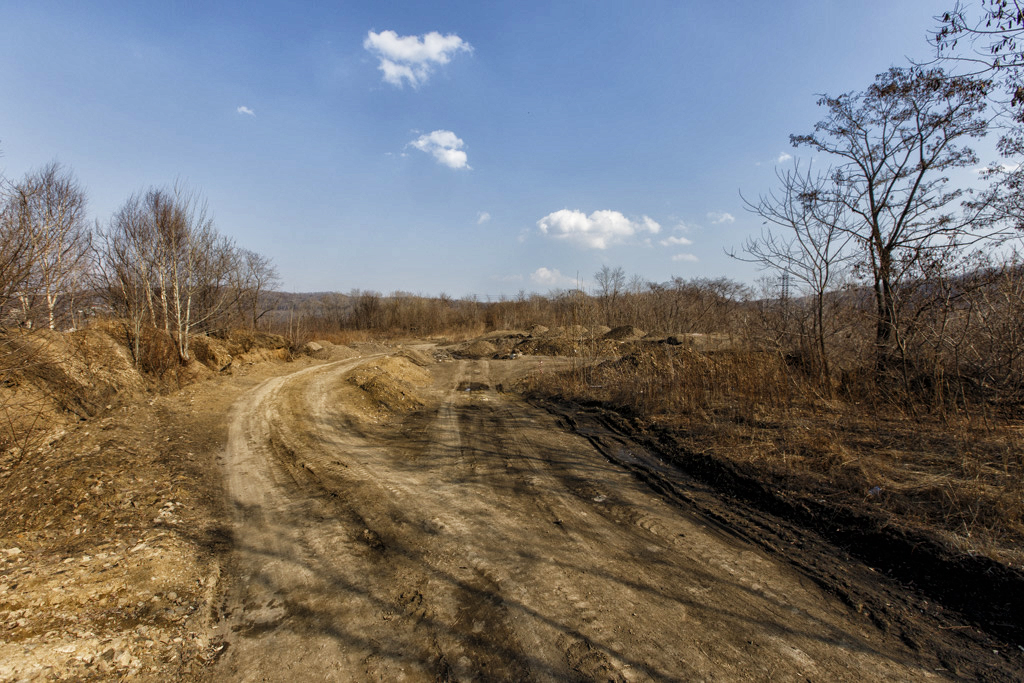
(211, 355, 939, 681)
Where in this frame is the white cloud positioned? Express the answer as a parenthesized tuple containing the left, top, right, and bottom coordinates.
(477, 211, 491, 224)
(660, 235, 694, 247)
(409, 130, 470, 169)
(707, 211, 734, 224)
(672, 253, 699, 262)
(777, 152, 793, 163)
(976, 162, 1022, 174)
(530, 267, 575, 287)
(537, 209, 661, 250)
(237, 106, 255, 117)
(363, 30, 472, 88)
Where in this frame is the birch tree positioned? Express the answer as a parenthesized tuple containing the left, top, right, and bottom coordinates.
(11, 163, 90, 329)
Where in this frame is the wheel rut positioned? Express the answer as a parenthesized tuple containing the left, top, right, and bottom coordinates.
(209, 353, 947, 681)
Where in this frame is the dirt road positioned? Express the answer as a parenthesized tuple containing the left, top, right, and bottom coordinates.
(211, 354, 945, 681)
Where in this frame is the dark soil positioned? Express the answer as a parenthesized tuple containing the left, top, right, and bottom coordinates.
(532, 398, 1024, 681)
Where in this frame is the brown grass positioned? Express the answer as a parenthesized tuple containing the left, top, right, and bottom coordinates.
(521, 343, 1024, 566)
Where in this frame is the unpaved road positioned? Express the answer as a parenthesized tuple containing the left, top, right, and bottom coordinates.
(211, 354, 946, 681)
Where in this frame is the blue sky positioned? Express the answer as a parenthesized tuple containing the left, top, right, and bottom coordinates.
(0, 1, 964, 296)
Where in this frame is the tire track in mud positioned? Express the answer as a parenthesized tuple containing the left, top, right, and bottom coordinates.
(211, 354, 946, 681)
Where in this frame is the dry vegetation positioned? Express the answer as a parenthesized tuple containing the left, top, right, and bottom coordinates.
(520, 340, 1024, 567)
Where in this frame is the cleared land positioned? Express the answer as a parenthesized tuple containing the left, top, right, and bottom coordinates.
(210, 350, 1015, 680)
(1, 338, 1021, 681)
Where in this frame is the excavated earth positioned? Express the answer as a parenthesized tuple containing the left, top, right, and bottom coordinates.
(2, 343, 1022, 681)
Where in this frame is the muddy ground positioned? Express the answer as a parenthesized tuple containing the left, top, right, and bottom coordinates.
(1, 344, 1022, 680)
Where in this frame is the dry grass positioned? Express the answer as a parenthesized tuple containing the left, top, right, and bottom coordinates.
(522, 343, 1024, 566)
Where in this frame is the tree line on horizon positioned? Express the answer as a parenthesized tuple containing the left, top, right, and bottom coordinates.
(3, 2, 1024, 409)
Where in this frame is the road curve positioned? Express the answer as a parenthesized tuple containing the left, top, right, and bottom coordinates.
(210, 355, 937, 681)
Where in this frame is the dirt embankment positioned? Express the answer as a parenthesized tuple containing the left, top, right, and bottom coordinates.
(0, 325, 356, 681)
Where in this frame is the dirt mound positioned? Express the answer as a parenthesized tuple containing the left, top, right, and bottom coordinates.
(604, 325, 646, 341)
(348, 356, 431, 414)
(480, 330, 528, 342)
(395, 347, 434, 367)
(590, 325, 612, 336)
(1, 328, 145, 432)
(526, 324, 549, 336)
(212, 329, 288, 355)
(454, 340, 498, 359)
(191, 334, 234, 371)
(300, 340, 336, 360)
(515, 336, 618, 358)
(327, 344, 360, 361)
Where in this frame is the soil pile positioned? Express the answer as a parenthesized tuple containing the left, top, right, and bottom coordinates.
(0, 327, 145, 437)
(395, 347, 434, 367)
(190, 335, 234, 371)
(196, 330, 291, 368)
(348, 356, 431, 414)
(480, 329, 528, 342)
(604, 325, 646, 341)
(299, 340, 360, 362)
(454, 340, 498, 359)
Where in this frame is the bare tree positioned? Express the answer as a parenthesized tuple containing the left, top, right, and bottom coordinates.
(96, 195, 157, 363)
(236, 249, 280, 329)
(735, 162, 854, 386)
(10, 163, 90, 329)
(0, 188, 35, 323)
(594, 265, 626, 326)
(97, 184, 242, 363)
(791, 67, 991, 370)
(936, 2, 1024, 232)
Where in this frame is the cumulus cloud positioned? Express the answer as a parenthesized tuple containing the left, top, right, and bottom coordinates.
(477, 211, 491, 224)
(660, 235, 694, 247)
(530, 267, 575, 287)
(537, 209, 661, 250)
(409, 130, 470, 169)
(707, 211, 734, 224)
(363, 30, 472, 88)
(237, 106, 255, 117)
(976, 162, 1022, 174)
(777, 152, 793, 163)
(672, 253, 699, 262)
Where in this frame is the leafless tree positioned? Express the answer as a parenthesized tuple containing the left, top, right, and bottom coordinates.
(594, 265, 626, 326)
(791, 67, 991, 370)
(96, 195, 157, 363)
(9, 163, 90, 330)
(236, 249, 281, 329)
(0, 188, 35, 323)
(736, 162, 855, 386)
(97, 184, 245, 363)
